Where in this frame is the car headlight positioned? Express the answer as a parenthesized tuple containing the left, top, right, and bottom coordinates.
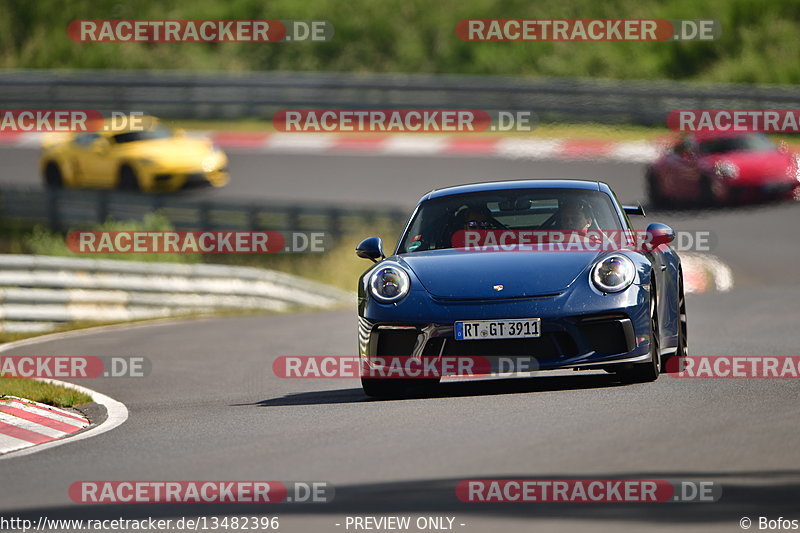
(714, 160, 739, 179)
(368, 264, 410, 303)
(591, 254, 636, 293)
(201, 155, 220, 172)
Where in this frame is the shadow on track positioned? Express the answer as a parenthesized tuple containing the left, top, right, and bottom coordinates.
(239, 373, 628, 407)
(10, 470, 800, 526)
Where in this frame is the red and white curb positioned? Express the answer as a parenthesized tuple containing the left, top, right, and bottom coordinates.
(0, 395, 89, 454)
(208, 132, 664, 163)
(0, 130, 664, 163)
(0, 329, 130, 459)
(681, 253, 734, 295)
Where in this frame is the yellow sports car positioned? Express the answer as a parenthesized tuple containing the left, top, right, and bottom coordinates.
(40, 117, 229, 192)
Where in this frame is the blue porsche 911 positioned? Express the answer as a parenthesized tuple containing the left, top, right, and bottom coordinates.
(356, 180, 687, 397)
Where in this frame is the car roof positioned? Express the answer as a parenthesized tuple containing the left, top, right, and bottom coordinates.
(420, 179, 606, 202)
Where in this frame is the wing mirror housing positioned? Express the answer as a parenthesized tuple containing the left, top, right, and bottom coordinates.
(645, 222, 675, 250)
(356, 237, 385, 262)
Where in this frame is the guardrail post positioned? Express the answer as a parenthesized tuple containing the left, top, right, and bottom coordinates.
(248, 206, 261, 230)
(46, 189, 61, 231)
(286, 207, 300, 231)
(97, 191, 109, 223)
(328, 208, 343, 241)
(199, 202, 212, 231)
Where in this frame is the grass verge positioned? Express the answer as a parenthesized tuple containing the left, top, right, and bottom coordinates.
(0, 381, 92, 407)
(3, 0, 800, 84)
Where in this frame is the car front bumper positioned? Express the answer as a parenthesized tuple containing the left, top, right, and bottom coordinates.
(358, 285, 653, 375)
(146, 168, 229, 192)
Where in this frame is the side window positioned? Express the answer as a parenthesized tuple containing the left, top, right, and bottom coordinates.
(73, 133, 101, 147)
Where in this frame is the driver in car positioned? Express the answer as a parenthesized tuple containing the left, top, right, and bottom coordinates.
(557, 199, 594, 232)
(460, 205, 503, 230)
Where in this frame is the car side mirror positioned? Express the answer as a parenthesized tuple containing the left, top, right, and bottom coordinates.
(645, 222, 675, 250)
(356, 237, 385, 262)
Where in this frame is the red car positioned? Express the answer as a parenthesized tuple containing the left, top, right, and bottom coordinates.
(646, 132, 800, 207)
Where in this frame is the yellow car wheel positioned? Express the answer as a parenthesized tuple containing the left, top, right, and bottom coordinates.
(118, 165, 141, 192)
(43, 162, 64, 189)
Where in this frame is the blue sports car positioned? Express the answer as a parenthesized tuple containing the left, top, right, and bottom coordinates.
(356, 180, 687, 397)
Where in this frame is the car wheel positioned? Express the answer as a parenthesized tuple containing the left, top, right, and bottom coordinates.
(618, 283, 660, 383)
(43, 162, 63, 188)
(118, 165, 141, 191)
(700, 175, 726, 206)
(361, 377, 440, 398)
(662, 273, 688, 372)
(646, 170, 667, 209)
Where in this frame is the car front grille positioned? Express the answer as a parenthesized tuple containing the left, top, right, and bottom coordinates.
(371, 327, 577, 360)
(369, 316, 633, 361)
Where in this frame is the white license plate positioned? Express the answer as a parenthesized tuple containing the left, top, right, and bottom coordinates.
(455, 318, 541, 340)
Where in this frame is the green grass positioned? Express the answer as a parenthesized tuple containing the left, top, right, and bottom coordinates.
(202, 219, 403, 290)
(1, 0, 799, 84)
(0, 380, 92, 407)
(1, 215, 401, 291)
(21, 213, 200, 264)
(171, 118, 679, 142)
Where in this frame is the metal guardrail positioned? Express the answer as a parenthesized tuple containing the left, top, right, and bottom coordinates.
(0, 254, 353, 332)
(0, 186, 408, 235)
(0, 70, 799, 125)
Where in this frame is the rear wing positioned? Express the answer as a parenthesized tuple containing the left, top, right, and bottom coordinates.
(623, 204, 646, 217)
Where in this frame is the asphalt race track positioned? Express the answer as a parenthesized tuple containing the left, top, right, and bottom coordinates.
(1, 145, 799, 532)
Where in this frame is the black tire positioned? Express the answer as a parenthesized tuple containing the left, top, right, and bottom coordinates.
(662, 274, 688, 372)
(43, 162, 63, 188)
(118, 165, 141, 191)
(618, 283, 660, 384)
(361, 377, 440, 398)
(700, 175, 716, 207)
(646, 170, 667, 209)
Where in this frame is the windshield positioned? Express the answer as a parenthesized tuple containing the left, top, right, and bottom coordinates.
(697, 133, 775, 154)
(112, 125, 173, 144)
(398, 188, 624, 253)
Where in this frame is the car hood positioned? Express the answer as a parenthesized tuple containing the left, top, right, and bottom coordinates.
(703, 150, 794, 179)
(398, 249, 601, 299)
(116, 138, 217, 164)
